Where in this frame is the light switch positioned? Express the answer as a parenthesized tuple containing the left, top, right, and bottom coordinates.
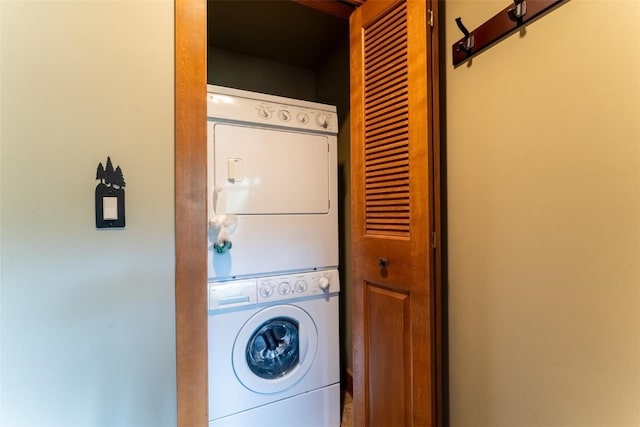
(103, 197, 119, 220)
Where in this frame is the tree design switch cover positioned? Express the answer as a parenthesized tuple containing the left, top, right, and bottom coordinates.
(95, 156, 126, 228)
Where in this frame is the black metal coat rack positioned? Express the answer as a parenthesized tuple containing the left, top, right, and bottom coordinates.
(452, 0, 570, 67)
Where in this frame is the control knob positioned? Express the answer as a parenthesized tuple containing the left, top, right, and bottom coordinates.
(278, 110, 291, 122)
(297, 112, 309, 124)
(295, 280, 308, 293)
(260, 284, 274, 298)
(318, 277, 330, 292)
(258, 106, 272, 119)
(278, 281, 292, 295)
(316, 113, 329, 129)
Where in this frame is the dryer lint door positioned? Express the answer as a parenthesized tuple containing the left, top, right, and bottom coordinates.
(212, 124, 330, 215)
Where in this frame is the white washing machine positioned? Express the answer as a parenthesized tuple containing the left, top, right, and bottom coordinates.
(208, 269, 340, 427)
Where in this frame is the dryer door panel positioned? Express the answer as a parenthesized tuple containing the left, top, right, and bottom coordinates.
(212, 124, 330, 215)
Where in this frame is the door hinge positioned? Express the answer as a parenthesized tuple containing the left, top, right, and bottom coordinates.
(428, 9, 434, 28)
(431, 231, 437, 248)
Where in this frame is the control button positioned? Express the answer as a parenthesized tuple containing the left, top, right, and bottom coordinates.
(295, 280, 308, 293)
(297, 112, 309, 124)
(278, 281, 292, 295)
(278, 110, 291, 122)
(316, 113, 329, 129)
(318, 277, 330, 291)
(258, 106, 272, 119)
(260, 284, 274, 298)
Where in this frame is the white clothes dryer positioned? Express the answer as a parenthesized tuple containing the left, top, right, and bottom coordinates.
(208, 269, 340, 427)
(206, 85, 339, 281)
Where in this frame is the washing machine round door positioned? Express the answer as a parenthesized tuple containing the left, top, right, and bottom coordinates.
(232, 304, 318, 394)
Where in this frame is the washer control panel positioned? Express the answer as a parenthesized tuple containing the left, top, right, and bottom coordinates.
(209, 269, 339, 311)
(257, 269, 339, 304)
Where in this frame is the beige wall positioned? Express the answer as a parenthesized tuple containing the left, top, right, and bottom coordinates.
(445, 0, 640, 425)
(0, 1, 176, 425)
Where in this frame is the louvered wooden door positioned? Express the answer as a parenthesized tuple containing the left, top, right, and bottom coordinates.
(350, 0, 438, 425)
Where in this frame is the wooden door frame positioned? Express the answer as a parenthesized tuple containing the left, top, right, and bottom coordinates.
(175, 0, 208, 425)
(173, 1, 442, 425)
(431, 1, 444, 423)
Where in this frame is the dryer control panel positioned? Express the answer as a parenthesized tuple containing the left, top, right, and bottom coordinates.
(208, 269, 339, 312)
(207, 85, 338, 134)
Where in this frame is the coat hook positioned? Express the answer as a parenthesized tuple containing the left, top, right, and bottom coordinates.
(455, 17, 474, 53)
(507, 0, 527, 21)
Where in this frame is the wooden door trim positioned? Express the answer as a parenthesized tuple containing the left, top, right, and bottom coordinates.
(175, 0, 208, 425)
(430, 0, 445, 424)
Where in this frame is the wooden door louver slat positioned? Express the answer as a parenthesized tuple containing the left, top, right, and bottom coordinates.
(365, 53, 406, 80)
(365, 76, 407, 103)
(365, 204, 410, 211)
(365, 174, 409, 185)
(365, 192, 410, 199)
(366, 213, 411, 219)
(366, 103, 408, 124)
(365, 72, 407, 96)
(365, 37, 406, 73)
(367, 93, 399, 114)
(366, 90, 408, 110)
(363, 1, 406, 40)
(365, 83, 408, 106)
(367, 105, 406, 123)
(363, 0, 409, 236)
(366, 174, 409, 185)
(365, 59, 406, 86)
(366, 204, 410, 211)
(366, 117, 408, 138)
(366, 114, 408, 131)
(366, 191, 409, 200)
(367, 151, 407, 166)
(366, 93, 408, 119)
(369, 147, 407, 165)
(365, 129, 407, 147)
(366, 158, 408, 172)
(365, 26, 405, 57)
(366, 170, 408, 181)
(367, 138, 407, 152)
(366, 181, 410, 192)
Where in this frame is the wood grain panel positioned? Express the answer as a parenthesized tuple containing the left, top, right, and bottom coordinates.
(175, 0, 207, 425)
(366, 283, 411, 426)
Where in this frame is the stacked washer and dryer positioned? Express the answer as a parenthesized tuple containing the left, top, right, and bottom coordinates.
(206, 85, 341, 427)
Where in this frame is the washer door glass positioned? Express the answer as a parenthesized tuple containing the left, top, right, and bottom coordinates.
(246, 317, 299, 379)
(233, 304, 318, 394)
